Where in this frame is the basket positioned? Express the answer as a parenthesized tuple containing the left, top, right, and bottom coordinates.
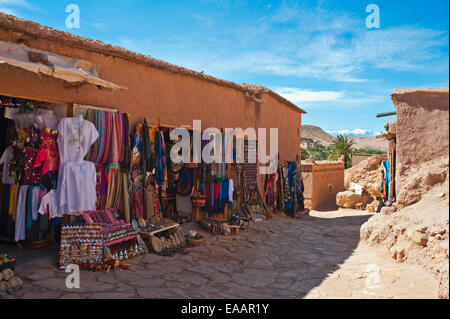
(187, 238, 204, 245)
(0, 260, 16, 272)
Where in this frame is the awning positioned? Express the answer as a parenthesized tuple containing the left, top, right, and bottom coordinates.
(0, 40, 125, 91)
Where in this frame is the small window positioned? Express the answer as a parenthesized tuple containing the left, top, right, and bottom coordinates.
(328, 184, 333, 193)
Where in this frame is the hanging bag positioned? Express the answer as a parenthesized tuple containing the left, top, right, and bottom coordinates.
(191, 182, 207, 207)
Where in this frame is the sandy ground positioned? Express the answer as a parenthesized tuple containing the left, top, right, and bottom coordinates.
(1, 209, 439, 299)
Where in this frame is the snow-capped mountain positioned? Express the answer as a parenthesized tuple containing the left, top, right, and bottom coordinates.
(326, 129, 382, 138)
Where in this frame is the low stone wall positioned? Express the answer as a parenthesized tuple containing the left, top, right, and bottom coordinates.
(302, 160, 345, 210)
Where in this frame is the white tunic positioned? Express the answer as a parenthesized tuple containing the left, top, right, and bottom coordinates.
(58, 160, 97, 214)
(39, 190, 62, 219)
(57, 114, 99, 163)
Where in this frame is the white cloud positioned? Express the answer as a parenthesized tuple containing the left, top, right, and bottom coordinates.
(0, 7, 17, 15)
(274, 87, 385, 107)
(183, 3, 448, 82)
(0, 0, 28, 6)
(0, 0, 45, 14)
(112, 2, 448, 84)
(276, 88, 344, 103)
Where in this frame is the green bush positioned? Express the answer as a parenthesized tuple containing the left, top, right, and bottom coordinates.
(353, 147, 387, 155)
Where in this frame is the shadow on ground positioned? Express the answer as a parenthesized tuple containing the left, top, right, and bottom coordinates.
(1, 211, 373, 299)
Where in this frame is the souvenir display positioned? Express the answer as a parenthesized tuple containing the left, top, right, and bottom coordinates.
(58, 224, 103, 268)
(1, 95, 301, 278)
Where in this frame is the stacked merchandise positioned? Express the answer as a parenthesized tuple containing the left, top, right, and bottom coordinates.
(58, 224, 103, 268)
(81, 209, 138, 247)
(59, 211, 144, 269)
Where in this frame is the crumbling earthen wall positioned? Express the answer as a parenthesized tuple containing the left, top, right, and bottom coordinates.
(361, 87, 449, 299)
(392, 89, 449, 206)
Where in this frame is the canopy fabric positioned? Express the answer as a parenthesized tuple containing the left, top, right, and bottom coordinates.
(0, 40, 124, 91)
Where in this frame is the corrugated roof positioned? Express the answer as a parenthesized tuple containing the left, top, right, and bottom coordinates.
(0, 12, 306, 114)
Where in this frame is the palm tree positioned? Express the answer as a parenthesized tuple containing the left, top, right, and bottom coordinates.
(327, 134, 355, 168)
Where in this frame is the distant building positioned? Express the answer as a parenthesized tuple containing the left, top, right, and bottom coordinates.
(300, 137, 322, 149)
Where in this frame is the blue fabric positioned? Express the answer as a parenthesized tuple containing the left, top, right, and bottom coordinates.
(383, 160, 390, 196)
(218, 182, 224, 213)
(211, 182, 214, 208)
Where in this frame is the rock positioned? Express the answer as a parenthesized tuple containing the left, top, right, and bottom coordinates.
(367, 199, 379, 212)
(415, 225, 428, 233)
(407, 229, 428, 247)
(345, 155, 386, 198)
(424, 168, 447, 188)
(336, 190, 372, 208)
(380, 206, 396, 215)
(429, 227, 446, 237)
(360, 215, 390, 245)
(390, 245, 406, 262)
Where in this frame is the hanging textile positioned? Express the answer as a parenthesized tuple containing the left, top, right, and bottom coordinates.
(155, 130, 167, 186)
(0, 117, 16, 155)
(142, 119, 154, 173)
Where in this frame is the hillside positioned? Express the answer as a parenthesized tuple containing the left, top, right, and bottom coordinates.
(301, 125, 334, 146)
(301, 125, 388, 152)
(353, 136, 388, 152)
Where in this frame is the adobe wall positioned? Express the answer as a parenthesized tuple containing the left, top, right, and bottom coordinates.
(0, 25, 302, 162)
(352, 153, 387, 167)
(302, 161, 345, 210)
(391, 90, 449, 201)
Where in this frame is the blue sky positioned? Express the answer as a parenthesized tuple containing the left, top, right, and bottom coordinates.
(1, 0, 448, 135)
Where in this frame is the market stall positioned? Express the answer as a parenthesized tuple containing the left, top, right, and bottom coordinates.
(0, 95, 152, 271)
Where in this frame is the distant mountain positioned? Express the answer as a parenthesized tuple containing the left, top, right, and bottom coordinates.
(301, 125, 388, 152)
(301, 125, 335, 146)
(326, 129, 382, 137)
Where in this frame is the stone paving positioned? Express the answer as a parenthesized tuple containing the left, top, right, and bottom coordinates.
(2, 209, 439, 299)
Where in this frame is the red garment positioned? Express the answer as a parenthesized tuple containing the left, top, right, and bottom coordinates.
(214, 182, 221, 200)
(33, 130, 60, 176)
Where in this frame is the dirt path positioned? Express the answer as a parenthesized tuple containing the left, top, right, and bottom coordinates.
(3, 209, 439, 299)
